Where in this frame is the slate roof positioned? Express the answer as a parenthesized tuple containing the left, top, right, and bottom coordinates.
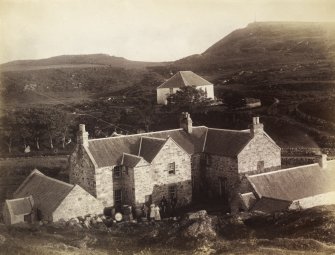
(247, 160, 335, 202)
(139, 137, 166, 162)
(122, 153, 143, 168)
(88, 127, 208, 168)
(14, 169, 74, 216)
(251, 197, 292, 213)
(204, 128, 251, 156)
(86, 126, 254, 168)
(6, 197, 33, 216)
(157, 71, 213, 89)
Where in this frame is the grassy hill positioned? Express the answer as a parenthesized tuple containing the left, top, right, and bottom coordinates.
(0, 54, 166, 71)
(171, 22, 335, 83)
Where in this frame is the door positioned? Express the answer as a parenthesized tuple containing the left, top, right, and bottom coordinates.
(219, 177, 228, 203)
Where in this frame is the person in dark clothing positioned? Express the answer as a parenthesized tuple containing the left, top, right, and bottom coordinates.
(160, 196, 168, 217)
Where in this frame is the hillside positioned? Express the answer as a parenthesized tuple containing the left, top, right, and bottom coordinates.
(171, 22, 335, 85)
(0, 54, 166, 71)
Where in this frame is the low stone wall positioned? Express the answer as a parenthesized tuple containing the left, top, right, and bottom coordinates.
(281, 147, 335, 157)
(295, 105, 335, 131)
(281, 156, 317, 167)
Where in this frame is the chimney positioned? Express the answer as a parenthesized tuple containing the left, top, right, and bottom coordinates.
(179, 112, 192, 134)
(250, 116, 263, 137)
(318, 154, 327, 169)
(77, 124, 89, 147)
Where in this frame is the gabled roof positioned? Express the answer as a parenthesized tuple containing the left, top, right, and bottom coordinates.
(204, 128, 251, 157)
(251, 197, 292, 213)
(157, 71, 213, 89)
(247, 160, 335, 202)
(87, 127, 208, 168)
(5, 196, 33, 216)
(139, 137, 166, 162)
(14, 169, 75, 216)
(122, 153, 143, 168)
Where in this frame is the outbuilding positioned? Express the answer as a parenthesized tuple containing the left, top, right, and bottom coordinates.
(13, 169, 104, 222)
(2, 196, 34, 225)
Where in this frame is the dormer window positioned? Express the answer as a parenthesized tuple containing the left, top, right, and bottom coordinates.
(113, 165, 122, 178)
(168, 162, 176, 175)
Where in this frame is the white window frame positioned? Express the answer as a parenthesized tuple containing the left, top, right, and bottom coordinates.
(168, 162, 176, 175)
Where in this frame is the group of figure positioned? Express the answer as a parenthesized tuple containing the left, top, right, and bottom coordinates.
(142, 196, 178, 221)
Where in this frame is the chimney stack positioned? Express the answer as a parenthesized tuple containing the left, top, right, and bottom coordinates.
(77, 124, 89, 147)
(180, 112, 193, 134)
(318, 154, 327, 169)
(250, 116, 263, 137)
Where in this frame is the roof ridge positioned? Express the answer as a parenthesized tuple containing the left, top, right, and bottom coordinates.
(179, 71, 189, 86)
(33, 172, 74, 189)
(88, 127, 207, 142)
(248, 163, 320, 178)
(208, 127, 251, 133)
(141, 136, 166, 141)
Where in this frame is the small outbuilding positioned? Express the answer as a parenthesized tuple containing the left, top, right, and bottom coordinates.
(156, 71, 214, 105)
(13, 169, 104, 222)
(2, 196, 34, 225)
(242, 155, 335, 213)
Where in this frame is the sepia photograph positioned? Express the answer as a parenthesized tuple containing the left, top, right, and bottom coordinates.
(0, 0, 335, 254)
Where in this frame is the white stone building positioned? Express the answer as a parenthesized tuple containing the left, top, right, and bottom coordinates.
(156, 71, 214, 105)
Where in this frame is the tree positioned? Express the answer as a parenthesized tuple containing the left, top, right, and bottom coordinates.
(220, 91, 245, 109)
(38, 108, 71, 149)
(0, 111, 18, 153)
(167, 86, 213, 113)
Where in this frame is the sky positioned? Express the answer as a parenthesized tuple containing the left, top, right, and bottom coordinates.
(0, 0, 335, 64)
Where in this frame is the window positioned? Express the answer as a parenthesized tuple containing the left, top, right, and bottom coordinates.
(168, 162, 176, 174)
(113, 165, 122, 178)
(168, 185, 177, 199)
(125, 166, 129, 176)
(114, 189, 122, 204)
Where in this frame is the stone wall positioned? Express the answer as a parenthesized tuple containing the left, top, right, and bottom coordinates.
(95, 167, 114, 207)
(205, 155, 239, 200)
(69, 145, 96, 196)
(238, 133, 281, 174)
(53, 185, 104, 222)
(291, 191, 335, 210)
(191, 154, 202, 196)
(133, 138, 192, 207)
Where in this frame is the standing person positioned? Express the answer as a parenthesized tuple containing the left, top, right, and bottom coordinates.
(160, 196, 168, 217)
(154, 205, 161, 221)
(171, 196, 177, 216)
(143, 204, 149, 219)
(149, 203, 155, 221)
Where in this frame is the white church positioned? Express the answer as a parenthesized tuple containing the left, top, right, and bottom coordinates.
(156, 71, 214, 105)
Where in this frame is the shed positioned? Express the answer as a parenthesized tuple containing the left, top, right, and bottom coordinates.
(3, 196, 34, 225)
(14, 169, 104, 222)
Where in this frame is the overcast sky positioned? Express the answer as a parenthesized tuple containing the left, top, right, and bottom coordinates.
(0, 0, 335, 64)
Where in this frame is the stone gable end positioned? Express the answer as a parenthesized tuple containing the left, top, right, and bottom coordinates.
(69, 145, 96, 196)
(133, 138, 192, 206)
(238, 133, 281, 174)
(52, 185, 104, 222)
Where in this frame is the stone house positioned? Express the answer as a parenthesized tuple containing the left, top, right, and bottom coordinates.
(240, 155, 335, 213)
(2, 196, 34, 225)
(156, 71, 214, 105)
(69, 113, 281, 209)
(13, 169, 104, 222)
